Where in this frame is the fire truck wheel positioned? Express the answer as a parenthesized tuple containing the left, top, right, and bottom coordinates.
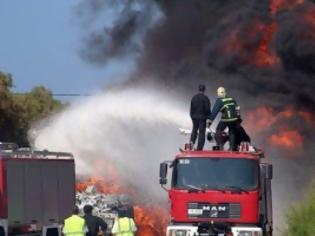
(0, 227, 5, 236)
(263, 229, 272, 236)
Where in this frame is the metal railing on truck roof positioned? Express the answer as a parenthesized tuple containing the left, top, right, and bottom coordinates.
(0, 142, 73, 159)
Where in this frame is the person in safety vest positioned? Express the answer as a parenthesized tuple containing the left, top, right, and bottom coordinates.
(189, 84, 211, 150)
(63, 206, 87, 236)
(208, 87, 244, 151)
(111, 208, 137, 236)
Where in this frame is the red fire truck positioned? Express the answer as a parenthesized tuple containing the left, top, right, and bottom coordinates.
(0, 143, 75, 236)
(159, 144, 273, 236)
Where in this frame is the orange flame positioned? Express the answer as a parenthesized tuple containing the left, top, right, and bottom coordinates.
(253, 22, 279, 67)
(217, 0, 315, 68)
(76, 181, 88, 192)
(244, 106, 315, 157)
(218, 21, 279, 67)
(244, 106, 276, 133)
(134, 205, 168, 236)
(245, 106, 313, 134)
(76, 176, 136, 196)
(268, 129, 304, 149)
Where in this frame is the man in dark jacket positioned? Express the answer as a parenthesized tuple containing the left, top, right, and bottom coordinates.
(83, 205, 107, 236)
(190, 84, 211, 150)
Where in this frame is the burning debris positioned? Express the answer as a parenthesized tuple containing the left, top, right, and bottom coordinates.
(76, 178, 168, 236)
(76, 184, 133, 233)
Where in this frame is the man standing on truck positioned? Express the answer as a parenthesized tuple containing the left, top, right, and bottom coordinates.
(190, 84, 211, 150)
(208, 87, 247, 151)
(63, 206, 86, 236)
(83, 205, 108, 236)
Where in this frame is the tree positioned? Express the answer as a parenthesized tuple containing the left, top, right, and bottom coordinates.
(0, 71, 19, 142)
(13, 86, 65, 146)
(0, 70, 65, 146)
(15, 86, 64, 121)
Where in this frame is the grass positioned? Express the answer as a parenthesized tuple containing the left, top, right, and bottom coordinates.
(284, 182, 315, 236)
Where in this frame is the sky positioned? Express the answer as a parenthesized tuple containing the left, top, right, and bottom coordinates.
(0, 1, 132, 99)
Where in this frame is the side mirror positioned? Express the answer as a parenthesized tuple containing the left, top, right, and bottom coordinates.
(159, 162, 168, 185)
(266, 164, 273, 180)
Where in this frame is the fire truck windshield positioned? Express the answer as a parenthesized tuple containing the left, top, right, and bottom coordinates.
(172, 158, 258, 191)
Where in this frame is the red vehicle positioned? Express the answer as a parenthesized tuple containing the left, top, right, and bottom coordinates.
(0, 143, 75, 236)
(159, 144, 273, 236)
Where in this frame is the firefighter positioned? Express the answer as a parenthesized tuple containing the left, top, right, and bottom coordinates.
(83, 205, 107, 236)
(208, 87, 244, 151)
(189, 84, 211, 150)
(63, 206, 86, 236)
(111, 209, 137, 236)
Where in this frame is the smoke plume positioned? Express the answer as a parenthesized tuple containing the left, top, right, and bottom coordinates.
(76, 0, 163, 65)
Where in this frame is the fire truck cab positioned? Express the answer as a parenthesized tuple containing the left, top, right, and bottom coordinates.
(159, 144, 273, 236)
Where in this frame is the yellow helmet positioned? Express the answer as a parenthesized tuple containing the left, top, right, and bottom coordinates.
(217, 87, 226, 97)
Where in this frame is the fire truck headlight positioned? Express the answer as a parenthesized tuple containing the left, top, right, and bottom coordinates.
(238, 231, 261, 236)
(238, 232, 252, 236)
(174, 230, 188, 236)
(167, 226, 197, 236)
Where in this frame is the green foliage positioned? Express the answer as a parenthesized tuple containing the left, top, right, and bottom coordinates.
(0, 70, 65, 146)
(15, 86, 64, 122)
(285, 182, 315, 236)
(0, 71, 19, 142)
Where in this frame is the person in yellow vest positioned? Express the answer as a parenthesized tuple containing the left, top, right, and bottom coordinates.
(63, 206, 87, 236)
(111, 209, 137, 236)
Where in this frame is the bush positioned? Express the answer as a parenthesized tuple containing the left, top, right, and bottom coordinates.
(285, 182, 315, 236)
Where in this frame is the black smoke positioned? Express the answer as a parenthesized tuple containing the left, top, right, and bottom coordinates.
(77, 0, 315, 111)
(275, 2, 315, 74)
(77, 0, 162, 65)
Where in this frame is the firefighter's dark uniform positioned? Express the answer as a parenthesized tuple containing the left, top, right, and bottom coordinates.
(190, 93, 211, 150)
(209, 96, 240, 151)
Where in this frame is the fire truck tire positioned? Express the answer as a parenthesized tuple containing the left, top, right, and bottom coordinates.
(0, 227, 5, 236)
(45, 227, 59, 236)
(263, 229, 272, 236)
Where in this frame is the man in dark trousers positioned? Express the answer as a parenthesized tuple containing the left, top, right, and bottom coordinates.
(190, 84, 211, 150)
(83, 205, 107, 236)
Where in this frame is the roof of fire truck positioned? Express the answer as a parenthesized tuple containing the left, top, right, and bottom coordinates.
(0, 142, 73, 160)
(176, 147, 264, 160)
